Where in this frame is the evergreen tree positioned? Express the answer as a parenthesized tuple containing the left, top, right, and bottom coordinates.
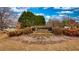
(18, 11, 34, 28)
(34, 15, 45, 26)
(18, 11, 46, 28)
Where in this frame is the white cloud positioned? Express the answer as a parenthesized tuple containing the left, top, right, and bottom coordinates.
(74, 9, 79, 11)
(54, 7, 73, 10)
(43, 7, 49, 9)
(35, 13, 51, 19)
(45, 15, 51, 19)
(57, 11, 73, 14)
(60, 7, 72, 10)
(61, 11, 73, 13)
(50, 15, 62, 20)
(53, 7, 61, 9)
(58, 14, 64, 16)
(11, 7, 27, 12)
(11, 7, 28, 17)
(45, 15, 51, 22)
(45, 15, 63, 21)
(35, 13, 45, 16)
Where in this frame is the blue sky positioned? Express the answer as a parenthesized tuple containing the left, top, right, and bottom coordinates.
(12, 7, 79, 22)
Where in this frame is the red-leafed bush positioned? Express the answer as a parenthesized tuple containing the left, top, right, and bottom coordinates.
(63, 28, 79, 36)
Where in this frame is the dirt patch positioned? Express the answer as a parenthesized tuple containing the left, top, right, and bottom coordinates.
(8, 32, 79, 45)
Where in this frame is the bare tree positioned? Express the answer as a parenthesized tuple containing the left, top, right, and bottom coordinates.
(0, 7, 17, 30)
(46, 19, 63, 28)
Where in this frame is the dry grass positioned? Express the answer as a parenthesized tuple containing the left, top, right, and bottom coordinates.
(52, 28, 64, 35)
(0, 33, 79, 51)
(7, 27, 33, 37)
(0, 29, 79, 51)
(0, 38, 79, 51)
